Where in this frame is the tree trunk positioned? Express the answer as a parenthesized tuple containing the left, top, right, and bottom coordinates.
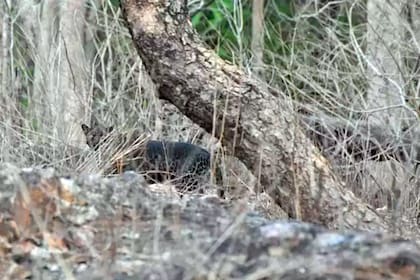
(366, 0, 410, 130)
(251, 0, 264, 75)
(32, 0, 58, 138)
(57, 0, 90, 146)
(0, 0, 13, 162)
(121, 0, 393, 232)
(362, 0, 415, 213)
(31, 0, 90, 147)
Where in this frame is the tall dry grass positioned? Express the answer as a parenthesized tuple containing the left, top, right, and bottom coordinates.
(0, 0, 420, 226)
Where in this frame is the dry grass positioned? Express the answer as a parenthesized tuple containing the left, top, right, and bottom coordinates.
(1, 0, 420, 238)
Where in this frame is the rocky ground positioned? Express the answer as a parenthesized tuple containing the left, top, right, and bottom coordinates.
(0, 163, 419, 279)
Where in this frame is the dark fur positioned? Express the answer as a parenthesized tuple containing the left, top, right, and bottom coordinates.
(81, 124, 114, 151)
(81, 123, 218, 192)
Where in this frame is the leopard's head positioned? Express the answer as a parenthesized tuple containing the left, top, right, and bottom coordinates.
(81, 124, 114, 150)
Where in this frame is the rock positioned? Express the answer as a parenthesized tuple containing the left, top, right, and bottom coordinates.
(0, 163, 418, 279)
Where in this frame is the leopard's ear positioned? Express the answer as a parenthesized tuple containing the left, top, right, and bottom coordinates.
(81, 124, 90, 134)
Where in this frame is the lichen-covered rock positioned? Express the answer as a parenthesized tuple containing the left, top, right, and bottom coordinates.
(0, 163, 419, 279)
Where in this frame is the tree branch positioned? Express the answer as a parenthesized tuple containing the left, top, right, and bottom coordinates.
(300, 113, 413, 163)
(120, 0, 393, 232)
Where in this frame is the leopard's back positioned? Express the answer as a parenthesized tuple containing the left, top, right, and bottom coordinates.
(82, 123, 213, 188)
(144, 140, 211, 187)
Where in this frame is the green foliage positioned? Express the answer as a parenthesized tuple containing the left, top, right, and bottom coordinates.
(191, 0, 368, 113)
(108, 0, 120, 8)
(191, 1, 365, 62)
(191, 0, 251, 61)
(19, 96, 28, 109)
(263, 0, 296, 57)
(191, 0, 296, 62)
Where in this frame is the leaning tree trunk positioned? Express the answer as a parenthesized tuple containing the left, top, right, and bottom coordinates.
(121, 0, 394, 232)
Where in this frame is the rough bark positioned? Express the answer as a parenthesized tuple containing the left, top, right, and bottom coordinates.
(120, 0, 394, 231)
